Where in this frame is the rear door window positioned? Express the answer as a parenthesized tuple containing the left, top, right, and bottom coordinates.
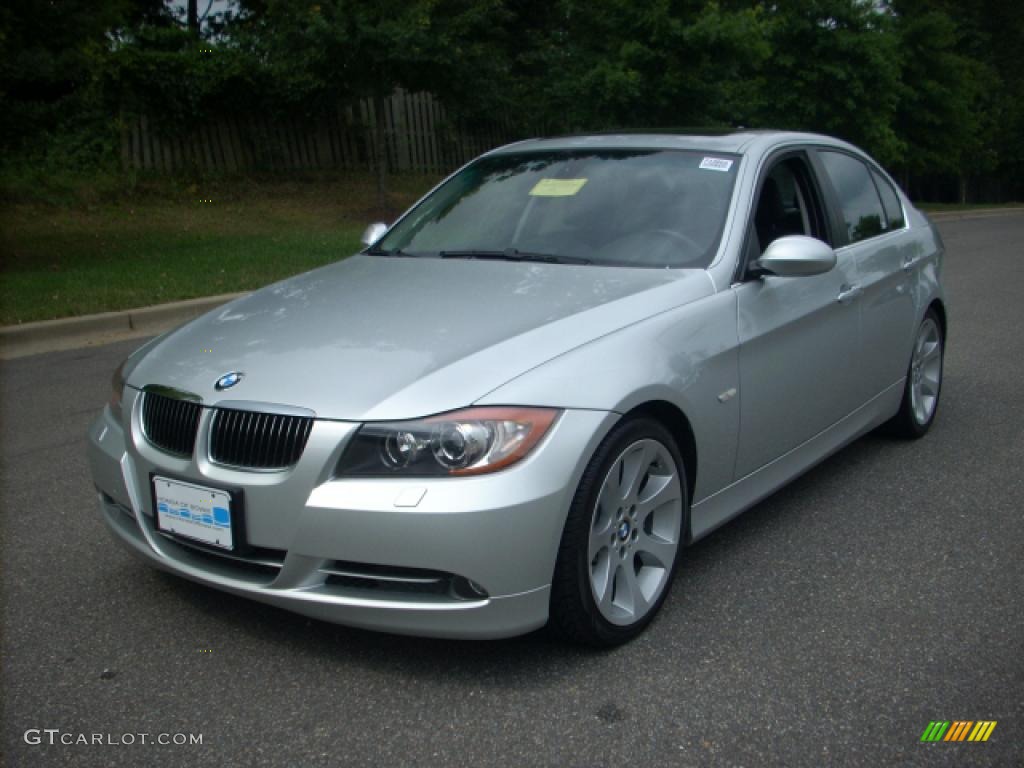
(818, 151, 886, 244)
(871, 170, 905, 230)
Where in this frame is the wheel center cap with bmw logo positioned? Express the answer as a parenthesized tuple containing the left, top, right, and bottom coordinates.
(215, 371, 244, 391)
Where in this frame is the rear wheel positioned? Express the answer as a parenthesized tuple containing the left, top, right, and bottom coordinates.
(550, 417, 687, 646)
(883, 309, 944, 438)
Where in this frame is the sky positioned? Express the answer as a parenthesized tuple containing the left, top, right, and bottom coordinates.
(166, 0, 234, 27)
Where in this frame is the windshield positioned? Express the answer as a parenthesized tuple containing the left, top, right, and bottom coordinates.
(374, 149, 740, 268)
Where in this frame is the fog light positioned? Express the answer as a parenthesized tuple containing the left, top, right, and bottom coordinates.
(451, 576, 489, 600)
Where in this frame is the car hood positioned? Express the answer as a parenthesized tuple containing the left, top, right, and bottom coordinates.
(126, 255, 713, 420)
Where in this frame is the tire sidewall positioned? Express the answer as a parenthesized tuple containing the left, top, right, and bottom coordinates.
(560, 416, 689, 646)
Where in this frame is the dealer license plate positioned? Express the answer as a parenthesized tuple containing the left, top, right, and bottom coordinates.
(153, 476, 234, 550)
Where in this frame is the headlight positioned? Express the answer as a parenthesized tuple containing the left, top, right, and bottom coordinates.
(336, 407, 560, 477)
(109, 359, 127, 422)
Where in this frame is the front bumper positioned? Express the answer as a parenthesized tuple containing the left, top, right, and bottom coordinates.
(87, 391, 614, 639)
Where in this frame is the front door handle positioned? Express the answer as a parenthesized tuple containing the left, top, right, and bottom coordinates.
(837, 284, 863, 304)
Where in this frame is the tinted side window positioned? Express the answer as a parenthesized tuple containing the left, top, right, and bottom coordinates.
(819, 151, 885, 243)
(872, 170, 905, 230)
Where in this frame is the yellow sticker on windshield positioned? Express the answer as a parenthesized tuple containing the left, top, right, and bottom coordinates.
(529, 178, 588, 196)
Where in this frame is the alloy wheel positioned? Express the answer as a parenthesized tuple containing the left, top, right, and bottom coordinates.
(587, 439, 683, 626)
(910, 317, 942, 426)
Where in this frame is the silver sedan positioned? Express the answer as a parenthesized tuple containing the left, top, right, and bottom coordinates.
(87, 131, 946, 645)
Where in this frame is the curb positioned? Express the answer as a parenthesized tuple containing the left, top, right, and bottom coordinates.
(926, 206, 1024, 221)
(0, 292, 248, 360)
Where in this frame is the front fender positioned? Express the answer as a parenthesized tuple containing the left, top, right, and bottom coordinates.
(476, 289, 739, 503)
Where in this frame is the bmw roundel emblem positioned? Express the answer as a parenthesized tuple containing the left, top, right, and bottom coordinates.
(215, 371, 244, 391)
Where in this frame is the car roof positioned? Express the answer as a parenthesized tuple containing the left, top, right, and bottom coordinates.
(487, 130, 851, 157)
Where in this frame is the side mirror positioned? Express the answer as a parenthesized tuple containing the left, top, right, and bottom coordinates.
(360, 222, 389, 248)
(750, 235, 836, 278)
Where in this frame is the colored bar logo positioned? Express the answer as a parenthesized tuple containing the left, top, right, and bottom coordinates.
(920, 721, 997, 742)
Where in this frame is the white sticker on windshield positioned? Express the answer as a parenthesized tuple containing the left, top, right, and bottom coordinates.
(699, 157, 733, 172)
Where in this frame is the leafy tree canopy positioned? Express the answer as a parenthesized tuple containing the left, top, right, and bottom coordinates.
(0, 0, 1020, 199)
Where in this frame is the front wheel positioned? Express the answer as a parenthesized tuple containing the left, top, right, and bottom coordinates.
(883, 309, 944, 438)
(549, 417, 688, 647)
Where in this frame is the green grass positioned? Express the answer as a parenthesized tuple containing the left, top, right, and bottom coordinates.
(10, 174, 1012, 327)
(0, 174, 438, 325)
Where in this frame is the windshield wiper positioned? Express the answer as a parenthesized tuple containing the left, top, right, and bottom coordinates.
(439, 249, 591, 265)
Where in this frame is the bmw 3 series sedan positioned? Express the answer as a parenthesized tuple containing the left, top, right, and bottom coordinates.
(87, 131, 946, 646)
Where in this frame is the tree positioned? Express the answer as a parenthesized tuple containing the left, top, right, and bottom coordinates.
(4, 0, 1022, 202)
(753, 0, 903, 164)
(495, 0, 770, 133)
(232, 0, 509, 210)
(889, 2, 994, 200)
(938, 0, 1024, 200)
(0, 0, 129, 160)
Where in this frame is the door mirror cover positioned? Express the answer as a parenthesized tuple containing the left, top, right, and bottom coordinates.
(360, 222, 389, 248)
(751, 235, 836, 278)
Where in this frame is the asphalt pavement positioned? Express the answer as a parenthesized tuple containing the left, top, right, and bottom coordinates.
(2, 214, 1022, 767)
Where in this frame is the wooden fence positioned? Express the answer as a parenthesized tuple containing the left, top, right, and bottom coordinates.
(121, 90, 519, 175)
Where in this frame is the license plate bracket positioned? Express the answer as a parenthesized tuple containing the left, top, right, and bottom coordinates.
(152, 475, 242, 551)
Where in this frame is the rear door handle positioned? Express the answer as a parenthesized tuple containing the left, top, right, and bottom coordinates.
(902, 256, 915, 272)
(837, 284, 863, 304)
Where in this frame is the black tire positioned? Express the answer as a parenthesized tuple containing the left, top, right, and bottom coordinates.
(882, 308, 945, 439)
(549, 416, 688, 647)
